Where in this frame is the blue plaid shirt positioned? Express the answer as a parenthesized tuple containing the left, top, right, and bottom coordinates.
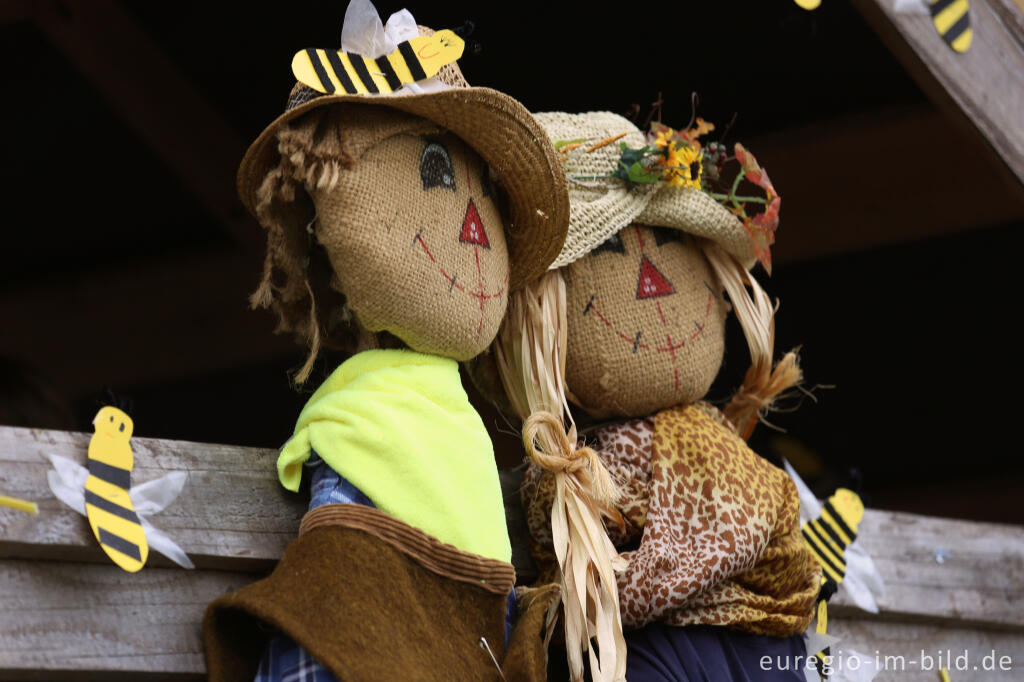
(254, 454, 515, 682)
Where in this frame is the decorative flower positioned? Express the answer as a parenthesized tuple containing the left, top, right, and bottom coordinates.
(566, 113, 781, 272)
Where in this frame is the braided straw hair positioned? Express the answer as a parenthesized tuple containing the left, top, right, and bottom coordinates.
(494, 271, 627, 682)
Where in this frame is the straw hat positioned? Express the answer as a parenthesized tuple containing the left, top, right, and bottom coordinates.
(238, 29, 568, 292)
(535, 111, 756, 270)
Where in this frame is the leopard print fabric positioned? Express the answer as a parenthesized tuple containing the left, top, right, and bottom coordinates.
(521, 402, 819, 636)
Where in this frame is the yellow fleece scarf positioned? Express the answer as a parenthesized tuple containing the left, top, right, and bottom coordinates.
(278, 349, 512, 563)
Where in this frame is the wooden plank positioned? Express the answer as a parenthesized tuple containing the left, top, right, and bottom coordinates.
(0, 426, 304, 572)
(830, 509, 1024, 630)
(0, 558, 253, 680)
(852, 0, 1024, 190)
(828, 619, 1024, 681)
(750, 106, 1024, 265)
(5, 425, 1024, 629)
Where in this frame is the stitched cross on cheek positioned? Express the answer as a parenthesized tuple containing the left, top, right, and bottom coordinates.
(458, 199, 490, 248)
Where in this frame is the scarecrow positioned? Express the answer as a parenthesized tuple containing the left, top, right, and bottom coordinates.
(480, 111, 822, 680)
(202, 3, 568, 680)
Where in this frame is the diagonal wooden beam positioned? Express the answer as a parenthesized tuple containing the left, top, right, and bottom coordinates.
(851, 0, 1024, 194)
(30, 0, 261, 252)
(748, 105, 1024, 265)
(0, 251, 296, 399)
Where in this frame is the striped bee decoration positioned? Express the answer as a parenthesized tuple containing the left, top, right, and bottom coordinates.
(292, 29, 465, 96)
(85, 406, 149, 572)
(802, 487, 864, 597)
(930, 0, 973, 53)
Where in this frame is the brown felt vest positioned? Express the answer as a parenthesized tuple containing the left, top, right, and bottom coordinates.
(203, 504, 557, 682)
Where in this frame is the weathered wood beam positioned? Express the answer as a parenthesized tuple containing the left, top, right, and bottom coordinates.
(3, 426, 1024, 678)
(752, 105, 1024, 265)
(0, 425, 303, 572)
(0, 251, 296, 399)
(830, 619, 1024, 681)
(0, 558, 245, 680)
(851, 0, 1024, 193)
(29, 0, 261, 252)
(4, 425, 1024, 632)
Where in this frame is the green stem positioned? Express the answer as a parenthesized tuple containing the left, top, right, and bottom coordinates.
(709, 192, 769, 205)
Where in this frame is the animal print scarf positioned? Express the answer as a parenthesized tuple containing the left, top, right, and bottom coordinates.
(522, 402, 820, 636)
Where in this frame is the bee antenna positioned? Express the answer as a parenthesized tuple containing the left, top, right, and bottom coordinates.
(453, 19, 476, 37)
(846, 467, 864, 496)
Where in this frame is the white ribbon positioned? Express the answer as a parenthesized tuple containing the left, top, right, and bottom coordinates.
(340, 0, 451, 94)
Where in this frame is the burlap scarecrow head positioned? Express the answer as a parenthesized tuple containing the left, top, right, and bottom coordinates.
(493, 110, 795, 431)
(238, 4, 568, 378)
(534, 111, 765, 418)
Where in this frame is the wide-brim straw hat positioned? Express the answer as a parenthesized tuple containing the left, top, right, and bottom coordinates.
(238, 32, 568, 291)
(535, 111, 755, 270)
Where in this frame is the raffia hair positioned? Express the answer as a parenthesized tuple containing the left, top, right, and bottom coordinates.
(250, 107, 357, 384)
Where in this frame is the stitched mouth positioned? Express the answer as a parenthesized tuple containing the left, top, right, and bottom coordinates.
(581, 289, 714, 394)
(413, 228, 508, 340)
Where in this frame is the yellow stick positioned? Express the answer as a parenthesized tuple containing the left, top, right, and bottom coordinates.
(0, 494, 38, 515)
(939, 668, 951, 682)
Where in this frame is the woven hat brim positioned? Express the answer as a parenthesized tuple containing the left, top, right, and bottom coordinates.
(237, 87, 569, 291)
(638, 187, 756, 269)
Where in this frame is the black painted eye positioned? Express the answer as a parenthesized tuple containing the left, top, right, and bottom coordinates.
(110, 415, 114, 422)
(481, 163, 493, 197)
(119, 423, 125, 432)
(651, 227, 684, 247)
(592, 232, 626, 255)
(420, 141, 456, 192)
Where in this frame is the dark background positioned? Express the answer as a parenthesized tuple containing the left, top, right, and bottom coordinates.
(2, 0, 1022, 523)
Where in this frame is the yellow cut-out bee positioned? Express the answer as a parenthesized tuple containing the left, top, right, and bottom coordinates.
(85, 406, 149, 572)
(292, 29, 465, 95)
(46, 406, 194, 571)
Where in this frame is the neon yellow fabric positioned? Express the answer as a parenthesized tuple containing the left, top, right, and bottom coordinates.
(277, 349, 511, 562)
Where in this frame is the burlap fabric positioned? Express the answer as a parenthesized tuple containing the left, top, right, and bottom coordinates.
(204, 504, 554, 682)
(563, 228, 728, 418)
(306, 106, 509, 359)
(521, 403, 820, 636)
(240, 27, 568, 297)
(534, 111, 755, 269)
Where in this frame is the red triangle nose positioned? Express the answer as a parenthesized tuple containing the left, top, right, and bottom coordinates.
(459, 199, 490, 248)
(636, 255, 675, 299)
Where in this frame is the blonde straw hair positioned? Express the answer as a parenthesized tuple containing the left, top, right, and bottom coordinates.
(494, 270, 627, 682)
(701, 241, 802, 439)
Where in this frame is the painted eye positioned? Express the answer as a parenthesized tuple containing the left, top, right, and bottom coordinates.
(592, 232, 626, 255)
(651, 227, 684, 247)
(119, 423, 125, 432)
(420, 141, 456, 192)
(109, 415, 114, 422)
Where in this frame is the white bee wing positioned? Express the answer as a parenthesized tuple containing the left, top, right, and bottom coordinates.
(130, 471, 188, 516)
(841, 547, 885, 613)
(44, 454, 88, 516)
(139, 517, 195, 569)
(783, 459, 823, 523)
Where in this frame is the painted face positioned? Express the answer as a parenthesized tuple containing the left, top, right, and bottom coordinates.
(563, 225, 728, 418)
(312, 130, 509, 360)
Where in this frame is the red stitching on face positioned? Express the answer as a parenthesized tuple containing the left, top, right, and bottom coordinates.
(415, 232, 508, 340)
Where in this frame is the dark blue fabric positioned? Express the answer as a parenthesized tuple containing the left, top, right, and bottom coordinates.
(625, 623, 810, 682)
